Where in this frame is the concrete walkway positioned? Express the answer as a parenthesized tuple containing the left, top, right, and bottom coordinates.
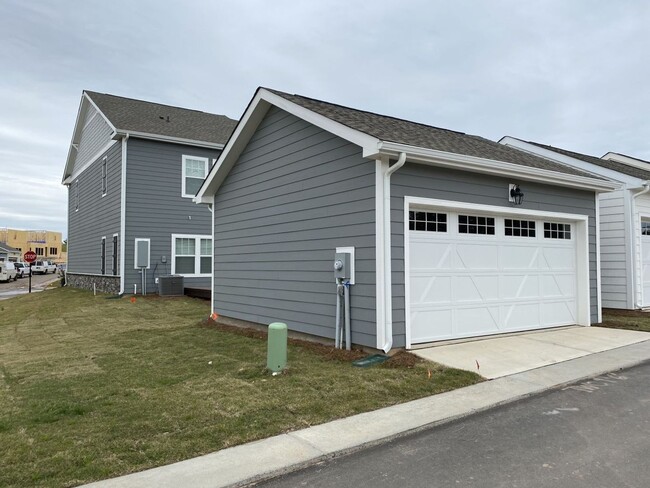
(82, 334, 650, 488)
(411, 326, 650, 378)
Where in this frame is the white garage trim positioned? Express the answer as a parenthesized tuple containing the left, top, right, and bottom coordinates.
(403, 196, 591, 349)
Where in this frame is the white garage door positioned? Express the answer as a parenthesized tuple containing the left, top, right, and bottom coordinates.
(408, 207, 579, 344)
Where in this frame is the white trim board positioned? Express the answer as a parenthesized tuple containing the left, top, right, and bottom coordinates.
(402, 196, 591, 349)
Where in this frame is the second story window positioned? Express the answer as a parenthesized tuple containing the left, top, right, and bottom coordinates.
(182, 155, 208, 198)
(101, 157, 107, 196)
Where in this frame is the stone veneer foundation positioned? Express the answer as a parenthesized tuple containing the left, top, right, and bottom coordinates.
(66, 273, 120, 294)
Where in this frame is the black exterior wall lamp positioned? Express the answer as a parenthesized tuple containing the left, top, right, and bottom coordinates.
(509, 184, 524, 205)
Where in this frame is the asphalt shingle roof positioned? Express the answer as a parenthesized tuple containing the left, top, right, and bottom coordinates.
(85, 91, 237, 145)
(267, 89, 601, 179)
(525, 142, 650, 181)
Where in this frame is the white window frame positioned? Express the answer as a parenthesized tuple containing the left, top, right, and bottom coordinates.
(112, 233, 118, 275)
(181, 155, 209, 198)
(75, 179, 79, 211)
(101, 157, 107, 196)
(171, 234, 212, 277)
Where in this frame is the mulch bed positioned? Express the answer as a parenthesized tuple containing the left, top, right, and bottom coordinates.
(200, 317, 423, 368)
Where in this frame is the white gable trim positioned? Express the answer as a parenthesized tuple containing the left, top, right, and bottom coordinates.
(500, 137, 639, 188)
(62, 92, 117, 183)
(195, 88, 380, 201)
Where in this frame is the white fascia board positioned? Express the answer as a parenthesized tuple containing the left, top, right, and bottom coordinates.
(379, 141, 620, 193)
(500, 137, 639, 188)
(602, 152, 650, 172)
(114, 130, 225, 150)
(196, 88, 380, 200)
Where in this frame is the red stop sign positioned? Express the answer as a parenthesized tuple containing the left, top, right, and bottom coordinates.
(24, 251, 37, 263)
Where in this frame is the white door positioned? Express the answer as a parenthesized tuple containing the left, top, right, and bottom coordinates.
(408, 208, 578, 344)
(641, 221, 650, 307)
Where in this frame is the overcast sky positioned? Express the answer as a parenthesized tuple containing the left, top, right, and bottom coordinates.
(1, 0, 649, 238)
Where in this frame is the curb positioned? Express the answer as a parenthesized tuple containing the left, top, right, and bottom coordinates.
(81, 340, 650, 488)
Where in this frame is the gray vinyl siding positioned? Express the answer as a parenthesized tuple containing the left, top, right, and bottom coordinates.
(72, 106, 114, 174)
(599, 190, 630, 309)
(212, 107, 377, 347)
(391, 164, 599, 347)
(68, 141, 121, 274)
(124, 138, 221, 293)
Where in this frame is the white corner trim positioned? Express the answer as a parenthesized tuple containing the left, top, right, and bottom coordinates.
(210, 195, 215, 315)
(374, 160, 386, 350)
(403, 195, 412, 349)
(181, 155, 209, 198)
(379, 141, 620, 193)
(595, 193, 602, 323)
(119, 136, 128, 293)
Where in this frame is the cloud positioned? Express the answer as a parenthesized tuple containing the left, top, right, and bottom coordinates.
(2, 0, 650, 238)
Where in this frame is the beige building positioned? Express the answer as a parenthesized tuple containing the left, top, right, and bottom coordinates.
(0, 228, 65, 263)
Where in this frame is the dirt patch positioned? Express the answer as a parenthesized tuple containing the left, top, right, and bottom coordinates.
(200, 318, 422, 366)
(601, 308, 650, 318)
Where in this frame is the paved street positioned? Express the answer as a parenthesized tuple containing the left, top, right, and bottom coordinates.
(259, 363, 650, 488)
(0, 271, 60, 299)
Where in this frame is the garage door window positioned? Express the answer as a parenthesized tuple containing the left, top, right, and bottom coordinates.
(505, 219, 536, 237)
(409, 211, 447, 232)
(544, 222, 571, 239)
(458, 215, 495, 235)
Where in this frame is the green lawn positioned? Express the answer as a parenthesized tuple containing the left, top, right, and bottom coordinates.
(600, 309, 650, 333)
(0, 288, 481, 487)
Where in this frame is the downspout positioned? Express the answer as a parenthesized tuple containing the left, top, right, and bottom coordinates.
(632, 181, 650, 308)
(381, 152, 407, 352)
(119, 133, 129, 295)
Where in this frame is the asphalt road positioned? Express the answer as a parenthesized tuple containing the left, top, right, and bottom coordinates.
(0, 271, 60, 299)
(259, 363, 650, 488)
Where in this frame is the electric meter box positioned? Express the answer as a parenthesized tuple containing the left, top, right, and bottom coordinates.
(334, 252, 351, 280)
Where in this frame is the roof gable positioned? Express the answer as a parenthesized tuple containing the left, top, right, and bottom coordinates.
(85, 91, 237, 145)
(63, 91, 238, 184)
(197, 88, 617, 201)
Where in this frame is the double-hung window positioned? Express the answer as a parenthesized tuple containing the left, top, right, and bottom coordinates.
(172, 234, 212, 276)
(181, 155, 209, 198)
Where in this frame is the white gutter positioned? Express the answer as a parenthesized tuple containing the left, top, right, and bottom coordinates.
(113, 130, 225, 150)
(119, 133, 129, 295)
(373, 141, 620, 193)
(632, 181, 650, 308)
(381, 152, 406, 353)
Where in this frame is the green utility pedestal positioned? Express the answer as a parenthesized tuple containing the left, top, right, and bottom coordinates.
(267, 322, 288, 373)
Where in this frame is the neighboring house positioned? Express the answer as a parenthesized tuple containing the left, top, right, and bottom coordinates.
(0, 229, 63, 263)
(500, 138, 650, 310)
(195, 88, 618, 351)
(0, 242, 20, 262)
(62, 91, 237, 294)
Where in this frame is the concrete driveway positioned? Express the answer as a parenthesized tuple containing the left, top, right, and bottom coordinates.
(411, 326, 650, 379)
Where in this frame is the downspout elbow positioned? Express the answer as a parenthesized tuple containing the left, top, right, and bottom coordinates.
(381, 152, 407, 353)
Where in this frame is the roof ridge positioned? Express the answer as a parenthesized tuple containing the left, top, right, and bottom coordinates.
(84, 90, 234, 119)
(264, 87, 467, 136)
